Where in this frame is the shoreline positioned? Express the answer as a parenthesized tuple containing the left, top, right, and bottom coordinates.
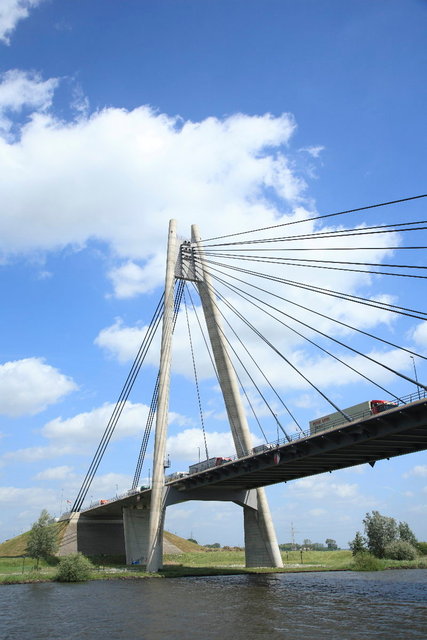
(2, 560, 427, 585)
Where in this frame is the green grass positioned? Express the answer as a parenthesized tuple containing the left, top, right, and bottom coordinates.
(0, 522, 67, 558)
(1, 541, 426, 584)
(163, 548, 353, 570)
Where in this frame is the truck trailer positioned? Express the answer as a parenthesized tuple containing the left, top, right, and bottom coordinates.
(309, 399, 398, 435)
(188, 456, 232, 475)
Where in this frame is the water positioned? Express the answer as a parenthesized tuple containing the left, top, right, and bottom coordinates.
(1, 570, 426, 640)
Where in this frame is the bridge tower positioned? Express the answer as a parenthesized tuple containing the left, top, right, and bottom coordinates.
(145, 220, 283, 571)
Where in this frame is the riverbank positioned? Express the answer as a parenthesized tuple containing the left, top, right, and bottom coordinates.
(1, 549, 427, 584)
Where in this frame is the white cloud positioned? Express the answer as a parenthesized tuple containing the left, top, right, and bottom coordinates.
(94, 319, 150, 364)
(300, 145, 325, 158)
(0, 485, 55, 507)
(1, 402, 194, 467)
(409, 322, 427, 351)
(33, 465, 74, 481)
(0, 357, 77, 416)
(2, 443, 77, 464)
(88, 472, 134, 499)
(403, 465, 427, 478)
(0, 69, 58, 133)
(0, 81, 302, 271)
(108, 259, 166, 299)
(0, 72, 413, 415)
(0, 0, 46, 44)
(42, 401, 150, 442)
(166, 427, 239, 460)
(289, 475, 362, 502)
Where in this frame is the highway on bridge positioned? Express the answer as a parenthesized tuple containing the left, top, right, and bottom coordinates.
(79, 397, 427, 518)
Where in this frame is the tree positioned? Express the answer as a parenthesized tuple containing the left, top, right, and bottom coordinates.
(26, 510, 58, 568)
(398, 521, 417, 547)
(312, 542, 327, 551)
(349, 531, 366, 556)
(325, 538, 338, 550)
(384, 540, 418, 561)
(363, 511, 398, 558)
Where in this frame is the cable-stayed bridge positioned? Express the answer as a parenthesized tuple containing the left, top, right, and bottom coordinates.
(60, 197, 427, 571)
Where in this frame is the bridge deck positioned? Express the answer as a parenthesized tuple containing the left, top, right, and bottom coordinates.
(179, 399, 427, 491)
(80, 398, 427, 517)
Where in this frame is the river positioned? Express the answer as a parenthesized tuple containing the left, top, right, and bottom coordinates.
(1, 570, 426, 639)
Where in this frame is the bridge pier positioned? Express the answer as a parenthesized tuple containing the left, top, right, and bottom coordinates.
(123, 506, 151, 565)
(244, 488, 282, 567)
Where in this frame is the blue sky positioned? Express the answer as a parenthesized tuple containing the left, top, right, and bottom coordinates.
(0, 0, 426, 548)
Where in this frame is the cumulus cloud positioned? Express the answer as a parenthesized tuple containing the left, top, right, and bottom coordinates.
(409, 322, 427, 351)
(2, 443, 77, 464)
(403, 465, 427, 478)
(300, 145, 325, 158)
(0, 71, 412, 403)
(0, 69, 58, 139)
(0, 69, 57, 112)
(33, 465, 74, 481)
(166, 427, 262, 460)
(289, 475, 363, 502)
(94, 319, 151, 364)
(0, 0, 46, 44)
(0, 71, 301, 271)
(42, 401, 151, 442)
(1, 402, 194, 467)
(0, 485, 55, 505)
(0, 357, 77, 417)
(108, 260, 165, 298)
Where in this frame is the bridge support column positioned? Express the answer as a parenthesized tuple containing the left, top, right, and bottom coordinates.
(244, 488, 282, 567)
(191, 224, 283, 568)
(123, 506, 151, 565)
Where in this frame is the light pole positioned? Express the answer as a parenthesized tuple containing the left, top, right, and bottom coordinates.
(410, 356, 421, 399)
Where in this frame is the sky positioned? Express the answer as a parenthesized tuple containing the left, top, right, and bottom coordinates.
(0, 0, 426, 549)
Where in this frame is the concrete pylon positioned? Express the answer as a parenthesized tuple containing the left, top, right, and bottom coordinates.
(146, 219, 178, 572)
(191, 224, 283, 568)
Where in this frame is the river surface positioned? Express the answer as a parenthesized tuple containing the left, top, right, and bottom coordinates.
(1, 570, 426, 640)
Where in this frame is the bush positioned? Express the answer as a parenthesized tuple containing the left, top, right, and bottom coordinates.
(56, 553, 94, 582)
(352, 552, 382, 571)
(384, 540, 418, 561)
(416, 542, 427, 556)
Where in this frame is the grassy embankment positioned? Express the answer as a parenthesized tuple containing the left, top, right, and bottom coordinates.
(1, 528, 426, 584)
